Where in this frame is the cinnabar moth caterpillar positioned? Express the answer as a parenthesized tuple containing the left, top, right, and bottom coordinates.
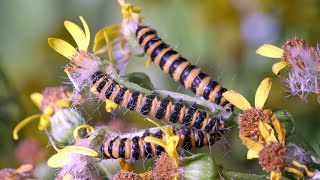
(92, 71, 226, 134)
(101, 126, 221, 160)
(135, 25, 234, 112)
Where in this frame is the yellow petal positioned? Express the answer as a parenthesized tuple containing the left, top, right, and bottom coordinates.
(38, 115, 50, 131)
(64, 20, 86, 51)
(48, 38, 76, 59)
(93, 25, 120, 54)
(272, 61, 290, 76)
(63, 174, 72, 180)
(144, 136, 167, 148)
(30, 93, 43, 109)
(259, 121, 277, 143)
(47, 151, 71, 168)
(292, 160, 315, 177)
(43, 106, 55, 116)
(222, 90, 251, 110)
(79, 16, 90, 51)
(104, 31, 115, 64)
(239, 135, 263, 152)
(285, 167, 303, 178)
(270, 171, 281, 180)
(118, 158, 133, 172)
(247, 149, 259, 159)
(73, 125, 94, 141)
(146, 118, 169, 136)
(55, 98, 71, 108)
(13, 114, 42, 140)
(60, 145, 98, 157)
(271, 115, 286, 145)
(255, 77, 272, 109)
(256, 44, 283, 58)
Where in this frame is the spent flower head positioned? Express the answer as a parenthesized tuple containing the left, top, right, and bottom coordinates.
(256, 37, 320, 100)
(13, 87, 85, 144)
(241, 116, 314, 179)
(93, 0, 145, 74)
(223, 77, 273, 139)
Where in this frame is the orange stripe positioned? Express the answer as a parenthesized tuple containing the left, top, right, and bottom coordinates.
(136, 27, 151, 41)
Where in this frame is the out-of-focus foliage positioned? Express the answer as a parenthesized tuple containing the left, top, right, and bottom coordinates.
(0, 0, 319, 178)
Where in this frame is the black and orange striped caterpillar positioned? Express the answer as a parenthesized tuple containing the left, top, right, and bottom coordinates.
(136, 25, 234, 112)
(92, 71, 226, 134)
(101, 126, 221, 160)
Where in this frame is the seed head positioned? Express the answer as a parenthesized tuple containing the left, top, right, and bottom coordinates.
(258, 142, 288, 172)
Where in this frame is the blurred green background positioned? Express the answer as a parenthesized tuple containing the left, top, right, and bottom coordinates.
(0, 0, 320, 178)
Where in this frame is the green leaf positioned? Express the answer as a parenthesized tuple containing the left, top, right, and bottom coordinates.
(122, 72, 155, 91)
(181, 153, 219, 180)
(272, 109, 295, 137)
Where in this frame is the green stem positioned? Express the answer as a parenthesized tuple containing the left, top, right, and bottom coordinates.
(220, 170, 270, 180)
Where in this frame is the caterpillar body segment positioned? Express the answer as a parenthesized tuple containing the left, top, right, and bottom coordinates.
(101, 126, 221, 160)
(92, 71, 226, 134)
(135, 25, 234, 112)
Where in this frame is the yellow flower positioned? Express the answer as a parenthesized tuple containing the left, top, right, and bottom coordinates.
(48, 16, 90, 59)
(117, 0, 142, 22)
(144, 118, 179, 167)
(240, 117, 314, 179)
(256, 44, 290, 76)
(13, 89, 71, 140)
(47, 145, 98, 168)
(223, 77, 273, 138)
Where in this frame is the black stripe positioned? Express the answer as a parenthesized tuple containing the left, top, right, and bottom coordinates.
(132, 136, 140, 160)
(195, 129, 204, 148)
(203, 80, 218, 100)
(126, 91, 140, 110)
(181, 127, 192, 150)
(154, 130, 164, 155)
(105, 80, 116, 99)
(205, 117, 218, 133)
(193, 110, 207, 129)
(208, 134, 215, 146)
(159, 50, 178, 70)
(119, 138, 127, 158)
(214, 88, 227, 105)
(182, 103, 197, 126)
(144, 37, 161, 52)
(108, 138, 117, 159)
(190, 72, 208, 94)
(142, 131, 153, 158)
(136, 24, 149, 37)
(114, 87, 127, 104)
(138, 29, 157, 44)
(180, 64, 198, 86)
(140, 93, 156, 115)
(154, 96, 170, 120)
(101, 141, 109, 158)
(92, 71, 103, 84)
(97, 77, 107, 93)
(151, 43, 168, 60)
(168, 99, 183, 123)
(168, 57, 188, 77)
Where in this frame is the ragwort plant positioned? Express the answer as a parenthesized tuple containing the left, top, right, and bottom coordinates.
(7, 0, 320, 180)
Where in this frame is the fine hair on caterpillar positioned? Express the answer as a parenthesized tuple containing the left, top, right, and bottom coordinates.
(101, 126, 221, 160)
(135, 25, 234, 112)
(92, 71, 227, 134)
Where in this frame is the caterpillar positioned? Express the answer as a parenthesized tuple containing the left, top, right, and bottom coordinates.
(92, 71, 226, 134)
(101, 126, 221, 160)
(135, 25, 234, 112)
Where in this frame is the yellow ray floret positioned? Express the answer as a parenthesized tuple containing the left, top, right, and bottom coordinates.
(255, 77, 272, 109)
(256, 44, 283, 58)
(47, 145, 98, 168)
(272, 61, 290, 76)
(222, 90, 251, 110)
(48, 16, 90, 59)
